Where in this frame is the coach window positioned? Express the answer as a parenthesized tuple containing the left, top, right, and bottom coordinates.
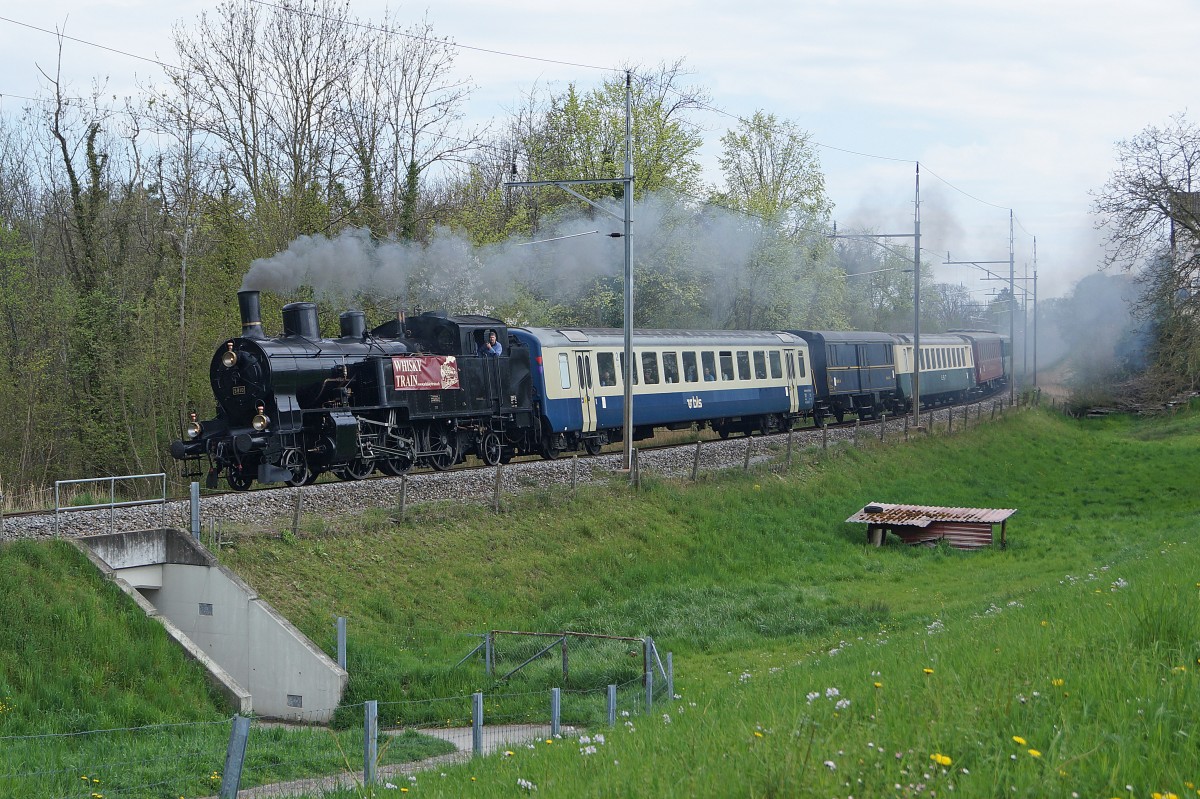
(702, 351, 717, 381)
(797, 350, 807, 378)
(769, 351, 782, 379)
(597, 352, 616, 387)
(619, 353, 638, 385)
(736, 351, 751, 380)
(753, 351, 767, 379)
(663, 352, 680, 383)
(720, 351, 735, 381)
(683, 351, 699, 382)
(642, 352, 660, 385)
(558, 353, 572, 390)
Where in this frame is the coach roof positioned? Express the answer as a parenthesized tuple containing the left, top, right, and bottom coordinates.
(513, 327, 805, 349)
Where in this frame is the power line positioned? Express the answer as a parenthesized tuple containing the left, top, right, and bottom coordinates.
(0, 7, 1035, 240)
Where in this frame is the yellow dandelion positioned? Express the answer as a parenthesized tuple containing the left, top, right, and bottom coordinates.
(1051, 678, 1064, 687)
(1040, 620, 1048, 627)
(1011, 736, 1026, 745)
(545, 738, 553, 744)
(874, 682, 883, 688)
(929, 753, 952, 767)
(754, 731, 764, 738)
(923, 668, 934, 675)
(471, 777, 477, 782)
(1027, 748, 1041, 758)
(401, 789, 409, 794)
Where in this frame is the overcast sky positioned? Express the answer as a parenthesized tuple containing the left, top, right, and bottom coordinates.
(1, 0, 1196, 301)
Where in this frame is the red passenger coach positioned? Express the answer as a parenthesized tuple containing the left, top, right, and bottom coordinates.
(951, 331, 1007, 391)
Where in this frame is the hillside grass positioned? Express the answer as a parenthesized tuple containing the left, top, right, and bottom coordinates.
(3, 403, 1198, 797)
(210, 404, 1200, 797)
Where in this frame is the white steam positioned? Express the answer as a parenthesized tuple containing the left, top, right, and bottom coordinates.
(241, 191, 820, 322)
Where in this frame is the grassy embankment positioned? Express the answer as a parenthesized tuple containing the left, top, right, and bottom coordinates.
(210, 404, 1200, 798)
(3, 405, 1198, 797)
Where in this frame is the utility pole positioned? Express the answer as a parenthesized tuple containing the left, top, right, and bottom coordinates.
(1032, 237, 1038, 388)
(506, 72, 636, 471)
(913, 163, 921, 429)
(828, 163, 923, 426)
(1009, 210, 1016, 406)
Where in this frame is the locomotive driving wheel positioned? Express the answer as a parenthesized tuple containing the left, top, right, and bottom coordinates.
(378, 453, 414, 476)
(226, 468, 253, 492)
(334, 458, 373, 481)
(281, 448, 313, 488)
(478, 432, 502, 467)
(428, 428, 458, 471)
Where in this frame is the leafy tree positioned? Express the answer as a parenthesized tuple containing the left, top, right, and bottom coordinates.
(711, 111, 836, 329)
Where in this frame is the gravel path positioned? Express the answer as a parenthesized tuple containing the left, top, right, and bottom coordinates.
(1, 399, 1010, 542)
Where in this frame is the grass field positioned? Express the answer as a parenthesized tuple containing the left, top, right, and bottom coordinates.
(3, 404, 1198, 797)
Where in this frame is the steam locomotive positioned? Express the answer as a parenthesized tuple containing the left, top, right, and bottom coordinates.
(170, 291, 1008, 490)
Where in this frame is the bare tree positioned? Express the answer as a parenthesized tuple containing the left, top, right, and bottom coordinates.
(168, 0, 359, 246)
(1093, 112, 1200, 387)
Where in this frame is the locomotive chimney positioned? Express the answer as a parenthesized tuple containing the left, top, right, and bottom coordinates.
(339, 310, 366, 339)
(237, 290, 265, 339)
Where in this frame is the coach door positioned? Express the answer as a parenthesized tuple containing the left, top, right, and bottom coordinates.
(574, 351, 597, 433)
(784, 349, 801, 414)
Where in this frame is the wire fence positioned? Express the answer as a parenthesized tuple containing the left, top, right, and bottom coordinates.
(2, 646, 675, 798)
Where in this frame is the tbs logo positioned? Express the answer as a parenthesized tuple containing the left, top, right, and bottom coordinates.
(686, 396, 703, 409)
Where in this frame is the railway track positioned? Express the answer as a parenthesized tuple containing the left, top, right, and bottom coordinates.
(1, 393, 1016, 543)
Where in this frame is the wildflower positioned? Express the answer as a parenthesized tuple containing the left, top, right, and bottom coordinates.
(1051, 678, 1064, 687)
(662, 714, 671, 724)
(823, 760, 837, 770)
(754, 731, 763, 738)
(835, 699, 851, 710)
(930, 753, 952, 767)
(1041, 620, 1048, 627)
(544, 739, 553, 744)
(874, 682, 883, 688)
(471, 777, 476, 781)
(517, 777, 538, 791)
(806, 691, 820, 703)
(826, 687, 841, 698)
(401, 789, 409, 794)
(580, 745, 597, 755)
(1011, 736, 1026, 745)
(1027, 749, 1041, 758)
(504, 750, 514, 757)
(594, 734, 605, 744)
(923, 668, 934, 675)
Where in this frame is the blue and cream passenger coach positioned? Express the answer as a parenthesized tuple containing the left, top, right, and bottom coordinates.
(511, 327, 815, 456)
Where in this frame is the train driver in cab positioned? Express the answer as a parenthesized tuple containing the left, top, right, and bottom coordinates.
(479, 330, 503, 356)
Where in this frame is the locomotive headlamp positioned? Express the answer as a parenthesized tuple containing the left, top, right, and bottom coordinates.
(221, 342, 238, 368)
(251, 403, 270, 432)
(185, 412, 202, 440)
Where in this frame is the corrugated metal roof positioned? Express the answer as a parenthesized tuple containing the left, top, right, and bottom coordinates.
(846, 503, 1017, 527)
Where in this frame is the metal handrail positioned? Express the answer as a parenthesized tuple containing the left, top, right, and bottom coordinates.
(54, 473, 168, 536)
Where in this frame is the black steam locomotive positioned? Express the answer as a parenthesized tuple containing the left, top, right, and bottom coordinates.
(170, 290, 536, 489)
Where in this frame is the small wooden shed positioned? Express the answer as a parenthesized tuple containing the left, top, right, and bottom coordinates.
(846, 503, 1016, 550)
